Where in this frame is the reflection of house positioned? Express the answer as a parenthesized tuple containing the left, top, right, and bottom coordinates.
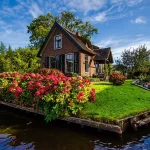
(37, 21, 113, 76)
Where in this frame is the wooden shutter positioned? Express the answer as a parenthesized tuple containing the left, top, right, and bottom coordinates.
(74, 53, 79, 73)
(45, 57, 49, 68)
(59, 54, 65, 73)
(56, 55, 59, 69)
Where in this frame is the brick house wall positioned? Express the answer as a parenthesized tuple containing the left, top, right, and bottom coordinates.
(80, 52, 96, 77)
(40, 26, 96, 76)
(41, 27, 79, 68)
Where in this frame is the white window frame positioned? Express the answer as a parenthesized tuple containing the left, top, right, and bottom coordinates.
(54, 34, 62, 50)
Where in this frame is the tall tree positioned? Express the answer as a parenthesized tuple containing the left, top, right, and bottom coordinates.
(121, 45, 150, 78)
(0, 42, 7, 54)
(27, 11, 98, 48)
(121, 48, 134, 75)
(27, 13, 55, 48)
(132, 45, 150, 77)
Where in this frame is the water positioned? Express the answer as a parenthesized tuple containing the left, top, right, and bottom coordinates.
(1, 106, 150, 150)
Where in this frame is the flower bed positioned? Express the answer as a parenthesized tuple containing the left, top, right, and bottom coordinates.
(133, 79, 150, 90)
(0, 72, 96, 122)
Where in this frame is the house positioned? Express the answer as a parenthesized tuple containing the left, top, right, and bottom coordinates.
(37, 21, 113, 77)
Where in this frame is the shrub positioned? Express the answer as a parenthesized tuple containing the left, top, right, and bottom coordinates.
(0, 72, 96, 122)
(145, 75, 150, 82)
(109, 72, 126, 85)
(90, 78, 100, 82)
(39, 68, 64, 76)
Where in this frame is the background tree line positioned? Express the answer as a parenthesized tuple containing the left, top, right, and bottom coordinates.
(115, 45, 150, 78)
(0, 42, 40, 73)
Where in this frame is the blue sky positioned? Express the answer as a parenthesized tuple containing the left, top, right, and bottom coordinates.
(0, 0, 150, 59)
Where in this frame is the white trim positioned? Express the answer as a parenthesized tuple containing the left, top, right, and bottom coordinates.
(54, 34, 62, 50)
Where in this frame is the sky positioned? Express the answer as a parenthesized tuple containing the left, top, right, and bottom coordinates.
(0, 0, 150, 59)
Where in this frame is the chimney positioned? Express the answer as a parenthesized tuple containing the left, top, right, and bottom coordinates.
(76, 32, 81, 36)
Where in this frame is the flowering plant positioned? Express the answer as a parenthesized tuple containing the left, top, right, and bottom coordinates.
(109, 72, 126, 85)
(0, 71, 96, 121)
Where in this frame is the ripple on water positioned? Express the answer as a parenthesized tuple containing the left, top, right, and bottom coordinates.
(0, 134, 35, 150)
(1, 107, 150, 149)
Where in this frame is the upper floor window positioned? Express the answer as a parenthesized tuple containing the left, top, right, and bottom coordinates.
(54, 35, 62, 49)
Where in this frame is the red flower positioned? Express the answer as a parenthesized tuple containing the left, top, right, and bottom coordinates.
(34, 91, 41, 97)
(53, 86, 58, 90)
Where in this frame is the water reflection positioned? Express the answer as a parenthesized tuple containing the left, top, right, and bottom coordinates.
(1, 106, 150, 150)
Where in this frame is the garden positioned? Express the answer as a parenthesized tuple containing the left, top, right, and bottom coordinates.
(0, 70, 150, 126)
(0, 69, 96, 122)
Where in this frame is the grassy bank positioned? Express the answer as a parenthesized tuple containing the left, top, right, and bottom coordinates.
(81, 80, 150, 122)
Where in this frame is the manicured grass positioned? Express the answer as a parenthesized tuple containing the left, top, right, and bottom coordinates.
(80, 80, 150, 122)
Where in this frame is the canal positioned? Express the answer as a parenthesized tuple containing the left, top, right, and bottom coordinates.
(1, 106, 150, 150)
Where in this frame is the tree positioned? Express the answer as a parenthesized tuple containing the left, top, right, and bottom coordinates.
(0, 46, 40, 74)
(27, 13, 55, 48)
(132, 45, 150, 77)
(0, 42, 7, 54)
(121, 45, 150, 78)
(27, 11, 98, 48)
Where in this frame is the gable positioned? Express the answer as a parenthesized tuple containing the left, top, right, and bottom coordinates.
(37, 21, 96, 57)
(39, 26, 82, 58)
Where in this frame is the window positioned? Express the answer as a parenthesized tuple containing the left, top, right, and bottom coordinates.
(66, 53, 74, 73)
(85, 55, 88, 72)
(54, 35, 62, 49)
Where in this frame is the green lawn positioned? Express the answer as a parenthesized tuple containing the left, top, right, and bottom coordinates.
(80, 80, 150, 122)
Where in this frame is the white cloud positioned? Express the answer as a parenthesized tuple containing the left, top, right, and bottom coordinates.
(64, 0, 106, 14)
(111, 0, 143, 6)
(29, 2, 43, 18)
(135, 16, 147, 24)
(94, 13, 106, 22)
(0, 29, 29, 49)
(89, 2, 126, 22)
(95, 36, 150, 58)
(126, 0, 143, 6)
(113, 41, 150, 58)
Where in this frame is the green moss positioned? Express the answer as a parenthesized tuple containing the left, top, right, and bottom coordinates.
(80, 80, 150, 122)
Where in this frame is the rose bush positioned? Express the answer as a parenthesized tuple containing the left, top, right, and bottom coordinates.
(0, 71, 96, 121)
(109, 72, 126, 85)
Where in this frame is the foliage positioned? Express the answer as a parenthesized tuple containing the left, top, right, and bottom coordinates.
(81, 80, 150, 122)
(105, 64, 114, 75)
(121, 45, 150, 78)
(0, 45, 40, 73)
(144, 75, 150, 82)
(0, 42, 7, 54)
(39, 68, 64, 76)
(109, 72, 126, 85)
(0, 72, 96, 122)
(90, 78, 100, 82)
(27, 11, 98, 48)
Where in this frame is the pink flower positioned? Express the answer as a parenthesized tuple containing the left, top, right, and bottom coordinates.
(53, 86, 57, 90)
(78, 86, 81, 90)
(34, 91, 41, 97)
